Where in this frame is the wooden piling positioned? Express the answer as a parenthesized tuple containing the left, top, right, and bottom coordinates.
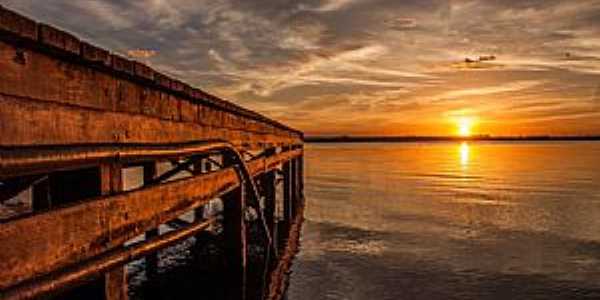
(192, 158, 206, 263)
(262, 171, 277, 248)
(194, 158, 207, 222)
(221, 156, 247, 300)
(298, 148, 304, 200)
(282, 156, 293, 225)
(291, 157, 299, 218)
(143, 162, 159, 281)
(261, 149, 277, 236)
(101, 163, 128, 300)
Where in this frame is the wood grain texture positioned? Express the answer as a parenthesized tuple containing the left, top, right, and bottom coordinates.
(0, 94, 300, 149)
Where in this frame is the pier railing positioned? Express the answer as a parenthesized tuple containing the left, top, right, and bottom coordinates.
(0, 6, 304, 300)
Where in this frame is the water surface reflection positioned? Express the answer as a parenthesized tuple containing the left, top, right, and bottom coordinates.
(288, 142, 600, 299)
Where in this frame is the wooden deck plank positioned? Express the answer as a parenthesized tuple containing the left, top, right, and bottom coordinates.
(0, 94, 300, 149)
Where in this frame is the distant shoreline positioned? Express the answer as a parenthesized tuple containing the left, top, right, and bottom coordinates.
(305, 136, 600, 143)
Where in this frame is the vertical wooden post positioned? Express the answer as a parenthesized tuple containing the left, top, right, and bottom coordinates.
(204, 157, 213, 173)
(143, 162, 159, 281)
(193, 157, 206, 222)
(261, 149, 277, 236)
(261, 164, 277, 246)
(222, 155, 247, 300)
(291, 156, 299, 218)
(192, 157, 206, 259)
(101, 163, 128, 300)
(262, 171, 277, 235)
(282, 155, 293, 225)
(298, 147, 304, 201)
(43, 167, 105, 298)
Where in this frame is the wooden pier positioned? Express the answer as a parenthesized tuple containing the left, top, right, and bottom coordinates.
(0, 6, 304, 300)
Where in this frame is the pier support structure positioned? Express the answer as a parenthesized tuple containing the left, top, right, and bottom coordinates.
(143, 162, 160, 283)
(0, 5, 304, 300)
(101, 163, 129, 300)
(222, 155, 248, 300)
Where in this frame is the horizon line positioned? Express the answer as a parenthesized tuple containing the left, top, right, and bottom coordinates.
(305, 135, 600, 142)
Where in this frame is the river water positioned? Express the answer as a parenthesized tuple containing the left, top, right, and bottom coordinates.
(287, 142, 600, 300)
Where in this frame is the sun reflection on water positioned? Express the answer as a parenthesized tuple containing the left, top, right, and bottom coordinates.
(460, 142, 470, 166)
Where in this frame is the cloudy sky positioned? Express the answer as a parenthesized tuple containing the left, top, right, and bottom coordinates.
(4, 0, 600, 136)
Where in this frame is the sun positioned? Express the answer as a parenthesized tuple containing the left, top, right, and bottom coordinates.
(457, 117, 474, 137)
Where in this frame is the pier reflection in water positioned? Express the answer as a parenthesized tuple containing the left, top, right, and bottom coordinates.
(289, 142, 600, 300)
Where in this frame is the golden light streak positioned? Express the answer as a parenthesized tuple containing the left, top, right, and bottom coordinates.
(460, 142, 470, 166)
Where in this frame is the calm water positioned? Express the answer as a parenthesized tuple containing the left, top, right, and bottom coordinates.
(288, 142, 600, 300)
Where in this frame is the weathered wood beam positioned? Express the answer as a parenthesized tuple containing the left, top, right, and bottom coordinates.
(0, 93, 300, 150)
(2, 218, 216, 300)
(0, 149, 301, 290)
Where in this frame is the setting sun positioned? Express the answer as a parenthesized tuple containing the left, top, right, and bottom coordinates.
(456, 117, 475, 137)
(457, 117, 475, 137)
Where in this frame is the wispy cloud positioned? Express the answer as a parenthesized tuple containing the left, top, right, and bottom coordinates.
(434, 80, 546, 101)
(308, 0, 360, 12)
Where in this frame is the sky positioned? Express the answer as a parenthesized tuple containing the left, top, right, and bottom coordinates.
(3, 0, 600, 136)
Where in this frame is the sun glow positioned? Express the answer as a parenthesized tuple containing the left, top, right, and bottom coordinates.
(460, 142, 470, 166)
(457, 117, 475, 137)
